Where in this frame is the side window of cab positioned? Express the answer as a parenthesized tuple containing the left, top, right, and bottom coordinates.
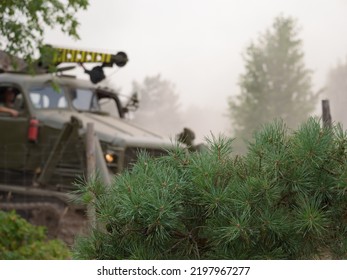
(0, 85, 27, 117)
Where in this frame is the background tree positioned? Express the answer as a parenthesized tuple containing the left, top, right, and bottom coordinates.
(325, 58, 347, 127)
(229, 15, 317, 152)
(181, 104, 230, 143)
(132, 74, 183, 137)
(0, 0, 88, 64)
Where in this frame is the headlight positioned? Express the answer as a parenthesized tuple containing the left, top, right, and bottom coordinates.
(103, 147, 125, 173)
(105, 153, 115, 163)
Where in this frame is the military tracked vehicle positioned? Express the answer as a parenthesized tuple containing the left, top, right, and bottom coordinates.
(0, 47, 172, 243)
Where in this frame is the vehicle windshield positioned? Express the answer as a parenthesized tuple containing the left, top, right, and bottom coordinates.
(68, 88, 100, 112)
(29, 85, 68, 109)
(29, 85, 101, 112)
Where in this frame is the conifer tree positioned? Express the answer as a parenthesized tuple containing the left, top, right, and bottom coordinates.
(74, 118, 347, 260)
(229, 16, 317, 152)
(132, 74, 183, 136)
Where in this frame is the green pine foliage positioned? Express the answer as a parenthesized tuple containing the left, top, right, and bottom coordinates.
(0, 211, 71, 259)
(74, 118, 347, 259)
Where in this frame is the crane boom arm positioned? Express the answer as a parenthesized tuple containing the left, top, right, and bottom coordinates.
(42, 46, 128, 67)
(38, 45, 128, 84)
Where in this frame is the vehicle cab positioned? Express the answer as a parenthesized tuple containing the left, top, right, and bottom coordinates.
(0, 72, 171, 188)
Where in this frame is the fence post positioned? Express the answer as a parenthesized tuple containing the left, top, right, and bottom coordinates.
(85, 122, 96, 228)
(86, 123, 96, 179)
(322, 99, 332, 129)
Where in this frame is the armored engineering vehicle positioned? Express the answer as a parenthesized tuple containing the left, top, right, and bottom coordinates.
(0, 47, 172, 243)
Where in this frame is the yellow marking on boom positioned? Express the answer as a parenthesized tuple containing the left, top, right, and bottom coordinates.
(52, 48, 113, 63)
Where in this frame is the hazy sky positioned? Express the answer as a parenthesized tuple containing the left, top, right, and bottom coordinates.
(45, 0, 347, 113)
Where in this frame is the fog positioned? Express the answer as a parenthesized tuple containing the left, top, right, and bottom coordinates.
(44, 0, 347, 143)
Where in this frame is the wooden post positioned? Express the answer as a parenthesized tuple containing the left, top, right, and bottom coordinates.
(322, 100, 332, 129)
(85, 122, 96, 228)
(86, 123, 96, 179)
(85, 123, 112, 230)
